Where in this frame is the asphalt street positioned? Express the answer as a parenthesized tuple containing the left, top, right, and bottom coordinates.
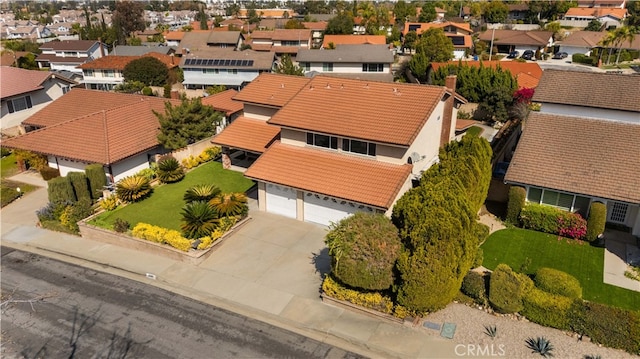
(0, 247, 366, 359)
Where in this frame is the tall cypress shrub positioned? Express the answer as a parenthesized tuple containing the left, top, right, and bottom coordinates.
(67, 172, 91, 203)
(506, 186, 526, 224)
(48, 176, 76, 203)
(85, 164, 107, 200)
(586, 202, 607, 242)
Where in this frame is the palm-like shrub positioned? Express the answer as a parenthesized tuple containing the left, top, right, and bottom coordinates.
(184, 184, 221, 204)
(156, 156, 184, 183)
(181, 201, 219, 239)
(116, 176, 151, 202)
(209, 193, 248, 217)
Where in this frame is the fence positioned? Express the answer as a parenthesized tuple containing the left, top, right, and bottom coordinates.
(159, 136, 215, 163)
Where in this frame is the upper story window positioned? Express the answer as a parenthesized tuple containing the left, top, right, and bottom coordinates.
(362, 63, 384, 72)
(103, 70, 115, 77)
(307, 132, 337, 150)
(301, 62, 310, 71)
(84, 69, 94, 77)
(323, 62, 333, 72)
(204, 68, 219, 74)
(6, 95, 33, 113)
(281, 40, 300, 46)
(227, 69, 238, 74)
(342, 138, 376, 156)
(62, 85, 71, 94)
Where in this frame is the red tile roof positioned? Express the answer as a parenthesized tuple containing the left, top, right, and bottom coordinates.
(268, 76, 446, 146)
(232, 73, 311, 108)
(78, 52, 179, 70)
(303, 21, 328, 30)
(201, 89, 243, 116)
(3, 96, 179, 164)
(430, 61, 543, 89)
(164, 31, 186, 41)
(478, 30, 553, 46)
(211, 116, 279, 153)
(565, 7, 627, 20)
(22, 88, 161, 128)
(0, 66, 53, 98)
(505, 113, 640, 203)
(455, 119, 478, 131)
(322, 35, 386, 48)
(402, 22, 472, 36)
(245, 141, 412, 208)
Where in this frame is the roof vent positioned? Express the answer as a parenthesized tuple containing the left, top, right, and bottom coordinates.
(364, 83, 369, 89)
(280, 83, 285, 88)
(325, 83, 331, 89)
(340, 84, 344, 89)
(309, 85, 314, 91)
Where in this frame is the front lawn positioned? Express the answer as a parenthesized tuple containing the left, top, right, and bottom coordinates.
(1, 153, 20, 178)
(481, 228, 640, 311)
(89, 161, 254, 231)
(1, 153, 37, 207)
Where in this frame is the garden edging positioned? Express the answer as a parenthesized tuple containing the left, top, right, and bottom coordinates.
(320, 293, 404, 325)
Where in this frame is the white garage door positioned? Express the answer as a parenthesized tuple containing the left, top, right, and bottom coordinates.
(265, 183, 297, 219)
(303, 193, 374, 226)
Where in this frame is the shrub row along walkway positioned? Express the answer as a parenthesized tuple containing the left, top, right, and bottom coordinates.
(1, 183, 635, 358)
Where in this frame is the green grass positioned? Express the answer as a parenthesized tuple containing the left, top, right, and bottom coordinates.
(1, 153, 37, 207)
(465, 126, 483, 137)
(1, 153, 20, 178)
(482, 228, 640, 311)
(89, 161, 254, 231)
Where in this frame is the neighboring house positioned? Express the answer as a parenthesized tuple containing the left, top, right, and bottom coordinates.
(577, 0, 626, 8)
(248, 29, 312, 56)
(110, 45, 175, 56)
(562, 7, 627, 28)
(36, 40, 108, 73)
(214, 73, 465, 226)
(297, 44, 394, 82)
(302, 21, 328, 49)
(177, 31, 244, 54)
(3, 25, 52, 40)
(180, 49, 275, 89)
(164, 31, 186, 47)
(0, 66, 76, 133)
(2, 89, 181, 183)
(507, 4, 530, 21)
(556, 30, 606, 56)
(201, 89, 244, 132)
(78, 52, 179, 91)
(505, 113, 640, 236)
(478, 29, 554, 54)
(321, 34, 386, 49)
(238, 8, 296, 19)
(532, 70, 640, 123)
(428, 61, 543, 89)
(403, 22, 473, 59)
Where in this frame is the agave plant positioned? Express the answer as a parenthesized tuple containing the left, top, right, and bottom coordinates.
(583, 355, 602, 359)
(156, 157, 184, 183)
(525, 337, 554, 358)
(209, 193, 248, 217)
(483, 324, 497, 339)
(181, 201, 219, 239)
(183, 184, 221, 204)
(115, 176, 151, 203)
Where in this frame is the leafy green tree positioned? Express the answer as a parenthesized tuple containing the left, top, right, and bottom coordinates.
(627, 0, 640, 27)
(274, 54, 304, 76)
(418, 2, 437, 23)
(112, 0, 145, 42)
(409, 28, 454, 82)
(155, 97, 222, 150)
(123, 57, 169, 86)
(393, 0, 416, 24)
(483, 1, 509, 23)
(114, 81, 145, 94)
(477, 86, 515, 122)
(198, 8, 209, 30)
(325, 12, 355, 35)
(205, 85, 227, 96)
(584, 19, 603, 32)
(17, 53, 38, 70)
(402, 30, 417, 53)
(285, 19, 306, 29)
(325, 213, 402, 291)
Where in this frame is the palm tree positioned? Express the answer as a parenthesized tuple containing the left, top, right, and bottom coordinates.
(614, 26, 637, 64)
(181, 201, 218, 239)
(209, 193, 248, 218)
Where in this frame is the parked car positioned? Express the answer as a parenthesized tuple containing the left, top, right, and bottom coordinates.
(507, 51, 520, 59)
(552, 52, 568, 59)
(521, 50, 535, 60)
(492, 162, 510, 180)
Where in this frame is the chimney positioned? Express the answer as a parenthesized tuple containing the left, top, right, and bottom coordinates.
(440, 75, 457, 148)
(98, 37, 105, 57)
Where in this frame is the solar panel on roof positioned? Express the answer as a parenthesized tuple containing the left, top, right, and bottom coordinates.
(247, 60, 254, 66)
(195, 59, 203, 65)
(213, 59, 220, 66)
(223, 59, 231, 66)
(206, 59, 213, 66)
(184, 59, 192, 65)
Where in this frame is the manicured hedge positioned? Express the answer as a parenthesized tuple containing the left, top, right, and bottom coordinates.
(522, 287, 572, 330)
(506, 186, 526, 224)
(67, 172, 91, 203)
(85, 164, 107, 200)
(461, 271, 487, 305)
(47, 176, 76, 203)
(39, 166, 60, 181)
(535, 267, 582, 299)
(586, 202, 606, 242)
(520, 203, 587, 239)
(489, 264, 533, 314)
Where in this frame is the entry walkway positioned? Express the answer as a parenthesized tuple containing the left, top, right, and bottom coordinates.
(603, 230, 640, 292)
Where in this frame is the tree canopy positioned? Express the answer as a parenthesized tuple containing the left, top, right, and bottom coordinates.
(113, 1, 145, 42)
(408, 28, 454, 82)
(483, 1, 509, 24)
(325, 12, 355, 35)
(274, 54, 304, 76)
(123, 57, 169, 86)
(155, 98, 223, 150)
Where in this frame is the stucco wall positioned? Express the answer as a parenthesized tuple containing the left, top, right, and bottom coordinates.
(243, 104, 278, 120)
(111, 153, 151, 182)
(540, 103, 639, 123)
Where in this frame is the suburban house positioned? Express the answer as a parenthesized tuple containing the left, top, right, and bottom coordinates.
(321, 34, 386, 49)
(201, 89, 244, 132)
(164, 31, 186, 47)
(505, 113, 640, 237)
(78, 52, 179, 91)
(2, 89, 181, 183)
(303, 21, 328, 49)
(248, 29, 312, 56)
(296, 44, 394, 82)
(110, 45, 175, 56)
(180, 48, 275, 89)
(532, 70, 640, 123)
(177, 31, 245, 54)
(238, 8, 296, 19)
(562, 7, 627, 28)
(556, 30, 607, 56)
(36, 40, 108, 73)
(428, 61, 543, 89)
(478, 30, 554, 54)
(1, 66, 77, 134)
(213, 73, 465, 226)
(403, 22, 473, 59)
(577, 0, 627, 8)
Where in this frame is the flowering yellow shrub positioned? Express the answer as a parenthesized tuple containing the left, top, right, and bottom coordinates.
(59, 205, 74, 229)
(322, 275, 394, 314)
(181, 155, 200, 170)
(100, 195, 119, 211)
(164, 230, 192, 252)
(131, 223, 191, 251)
(202, 146, 221, 160)
(196, 236, 213, 250)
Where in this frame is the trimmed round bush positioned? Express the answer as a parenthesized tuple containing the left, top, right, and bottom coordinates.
(522, 287, 572, 330)
(535, 267, 582, 299)
(461, 271, 487, 304)
(586, 202, 606, 242)
(506, 186, 526, 224)
(489, 263, 533, 314)
(325, 212, 401, 291)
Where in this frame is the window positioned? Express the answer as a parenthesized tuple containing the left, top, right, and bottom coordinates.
(281, 40, 300, 46)
(204, 68, 219, 74)
(103, 70, 115, 77)
(342, 138, 376, 156)
(527, 187, 542, 203)
(302, 62, 310, 71)
(529, 187, 591, 214)
(362, 63, 384, 72)
(573, 196, 591, 218)
(62, 85, 70, 94)
(7, 96, 32, 113)
(322, 62, 333, 72)
(306, 132, 337, 149)
(609, 202, 629, 223)
(227, 69, 238, 74)
(84, 69, 94, 77)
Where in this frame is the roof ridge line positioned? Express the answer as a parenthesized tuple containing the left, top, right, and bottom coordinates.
(102, 110, 110, 165)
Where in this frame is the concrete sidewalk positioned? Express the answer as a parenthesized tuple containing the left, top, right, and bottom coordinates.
(1, 186, 459, 358)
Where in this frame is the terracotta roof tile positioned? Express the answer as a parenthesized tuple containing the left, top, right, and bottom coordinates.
(211, 117, 279, 153)
(303, 21, 328, 30)
(272, 29, 311, 41)
(232, 73, 311, 108)
(455, 119, 478, 131)
(478, 30, 553, 46)
(268, 76, 446, 146)
(78, 52, 179, 70)
(322, 35, 386, 48)
(505, 113, 640, 203)
(533, 70, 640, 112)
(3, 97, 179, 164)
(164, 31, 186, 41)
(565, 7, 627, 19)
(35, 53, 88, 64)
(245, 141, 412, 208)
(0, 66, 52, 98)
(402, 22, 472, 36)
(201, 89, 243, 116)
(430, 61, 543, 89)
